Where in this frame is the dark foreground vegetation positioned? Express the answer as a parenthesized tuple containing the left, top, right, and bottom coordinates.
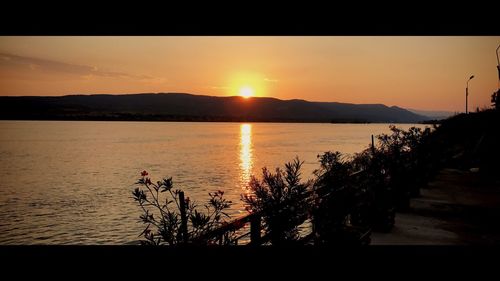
(132, 109, 500, 246)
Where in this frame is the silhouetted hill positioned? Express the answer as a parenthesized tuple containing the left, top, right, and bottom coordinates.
(407, 108, 455, 120)
(0, 93, 429, 123)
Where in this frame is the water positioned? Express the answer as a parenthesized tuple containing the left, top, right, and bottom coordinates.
(0, 121, 426, 244)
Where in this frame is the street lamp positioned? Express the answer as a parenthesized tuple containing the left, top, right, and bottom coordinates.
(466, 75, 474, 114)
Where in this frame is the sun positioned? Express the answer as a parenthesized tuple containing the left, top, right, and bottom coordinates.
(239, 87, 254, 99)
(228, 72, 266, 99)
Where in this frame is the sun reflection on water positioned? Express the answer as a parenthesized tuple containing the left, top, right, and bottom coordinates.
(239, 123, 253, 191)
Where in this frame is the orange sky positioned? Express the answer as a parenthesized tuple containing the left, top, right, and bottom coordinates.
(1, 36, 499, 112)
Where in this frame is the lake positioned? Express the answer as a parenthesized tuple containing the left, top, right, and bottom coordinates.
(0, 121, 426, 244)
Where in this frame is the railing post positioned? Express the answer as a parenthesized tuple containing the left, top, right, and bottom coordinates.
(179, 191, 189, 243)
(371, 134, 375, 155)
(250, 213, 261, 245)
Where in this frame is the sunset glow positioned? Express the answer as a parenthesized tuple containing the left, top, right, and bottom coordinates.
(239, 123, 253, 190)
(1, 36, 499, 112)
(239, 87, 254, 98)
(1, 34, 499, 248)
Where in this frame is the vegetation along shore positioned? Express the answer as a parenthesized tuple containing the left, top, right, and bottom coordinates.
(131, 108, 500, 246)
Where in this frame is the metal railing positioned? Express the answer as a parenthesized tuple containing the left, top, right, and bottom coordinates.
(188, 168, 370, 246)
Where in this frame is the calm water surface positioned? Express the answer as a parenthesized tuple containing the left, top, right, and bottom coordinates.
(0, 121, 426, 244)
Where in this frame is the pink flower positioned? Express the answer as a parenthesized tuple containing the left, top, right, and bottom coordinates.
(141, 170, 148, 177)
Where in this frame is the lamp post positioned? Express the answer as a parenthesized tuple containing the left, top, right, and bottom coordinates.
(466, 75, 474, 114)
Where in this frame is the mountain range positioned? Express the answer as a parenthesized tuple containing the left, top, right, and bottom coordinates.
(0, 93, 430, 123)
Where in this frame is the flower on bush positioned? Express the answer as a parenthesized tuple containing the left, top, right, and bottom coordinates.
(133, 171, 234, 245)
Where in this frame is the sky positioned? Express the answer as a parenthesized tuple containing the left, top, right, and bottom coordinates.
(0, 36, 499, 112)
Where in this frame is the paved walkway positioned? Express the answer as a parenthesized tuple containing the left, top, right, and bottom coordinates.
(371, 169, 500, 245)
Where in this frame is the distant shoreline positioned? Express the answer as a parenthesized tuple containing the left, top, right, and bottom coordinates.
(0, 117, 430, 124)
(0, 93, 430, 123)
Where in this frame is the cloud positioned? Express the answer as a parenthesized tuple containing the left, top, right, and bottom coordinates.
(264, 78, 279, 83)
(209, 86, 229, 89)
(0, 52, 154, 80)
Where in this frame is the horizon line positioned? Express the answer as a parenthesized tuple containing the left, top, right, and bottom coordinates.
(0, 92, 455, 113)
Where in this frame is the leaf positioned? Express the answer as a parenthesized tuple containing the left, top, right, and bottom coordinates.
(138, 224, 151, 238)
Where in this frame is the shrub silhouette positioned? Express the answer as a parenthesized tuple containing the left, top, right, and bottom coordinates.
(348, 126, 435, 231)
(351, 148, 395, 232)
(242, 157, 312, 245)
(131, 125, 441, 246)
(132, 171, 234, 245)
(311, 151, 372, 244)
(374, 126, 433, 211)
